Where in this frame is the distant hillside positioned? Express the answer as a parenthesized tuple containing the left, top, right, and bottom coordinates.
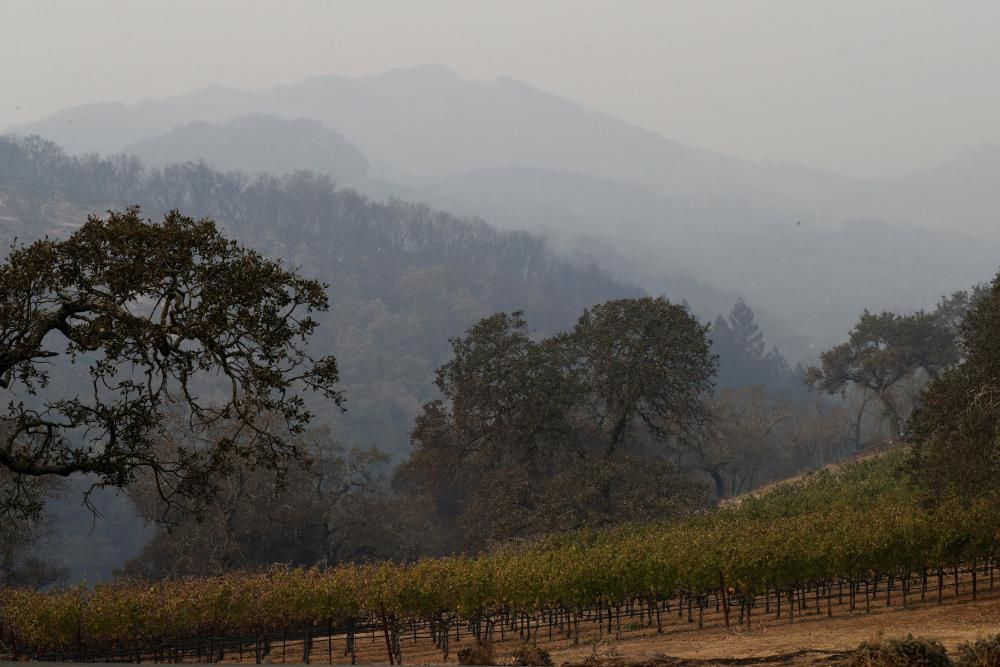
(6, 65, 860, 209)
(13, 65, 1000, 238)
(9, 67, 1000, 354)
(124, 114, 369, 182)
(857, 145, 1000, 234)
(0, 134, 641, 459)
(410, 166, 1000, 355)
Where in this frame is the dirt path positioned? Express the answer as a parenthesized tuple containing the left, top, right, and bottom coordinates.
(365, 594, 1000, 666)
(210, 571, 1000, 666)
(546, 595, 1000, 666)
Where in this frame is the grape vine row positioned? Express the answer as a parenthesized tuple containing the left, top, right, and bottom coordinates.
(2, 452, 997, 662)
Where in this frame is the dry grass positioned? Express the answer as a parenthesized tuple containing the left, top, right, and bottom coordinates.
(242, 588, 1000, 666)
(549, 595, 1000, 666)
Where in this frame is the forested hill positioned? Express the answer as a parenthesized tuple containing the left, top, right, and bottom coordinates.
(14, 69, 999, 358)
(125, 114, 371, 182)
(5, 65, 857, 207)
(0, 134, 641, 457)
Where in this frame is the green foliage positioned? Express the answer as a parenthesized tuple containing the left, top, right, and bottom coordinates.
(123, 426, 392, 577)
(0, 208, 341, 518)
(955, 636, 1000, 667)
(712, 297, 797, 393)
(400, 298, 715, 547)
(849, 635, 952, 667)
(694, 385, 853, 498)
(0, 472, 68, 588)
(568, 297, 716, 453)
(808, 308, 959, 436)
(910, 273, 1000, 501)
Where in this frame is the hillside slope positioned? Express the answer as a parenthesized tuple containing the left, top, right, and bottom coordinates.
(6, 65, 860, 208)
(7, 451, 1000, 665)
(18, 65, 1000, 236)
(412, 166, 1000, 354)
(0, 134, 640, 459)
(124, 114, 370, 181)
(12, 67, 1000, 355)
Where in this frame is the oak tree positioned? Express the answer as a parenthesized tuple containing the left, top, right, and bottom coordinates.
(399, 297, 716, 548)
(0, 207, 341, 518)
(910, 273, 1000, 500)
(806, 309, 957, 439)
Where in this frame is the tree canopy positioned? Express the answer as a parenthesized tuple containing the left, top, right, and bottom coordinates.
(806, 308, 960, 438)
(711, 297, 796, 392)
(0, 207, 341, 519)
(909, 273, 1000, 501)
(396, 297, 716, 549)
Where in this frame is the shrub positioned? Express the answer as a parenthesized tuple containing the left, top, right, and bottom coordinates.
(956, 636, 1000, 667)
(850, 635, 951, 667)
(508, 643, 554, 666)
(458, 640, 496, 666)
(583, 639, 622, 667)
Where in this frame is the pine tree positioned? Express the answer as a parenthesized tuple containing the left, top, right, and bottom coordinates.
(728, 298, 765, 361)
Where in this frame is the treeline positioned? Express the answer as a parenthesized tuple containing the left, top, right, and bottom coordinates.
(397, 299, 717, 550)
(124, 296, 863, 573)
(120, 261, 988, 573)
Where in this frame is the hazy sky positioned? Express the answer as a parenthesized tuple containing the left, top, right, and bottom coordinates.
(2, 0, 999, 179)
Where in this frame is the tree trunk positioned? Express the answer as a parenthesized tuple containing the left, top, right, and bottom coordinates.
(719, 571, 730, 628)
(708, 468, 726, 500)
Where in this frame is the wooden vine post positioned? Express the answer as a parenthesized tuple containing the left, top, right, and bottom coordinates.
(379, 603, 395, 665)
(718, 571, 730, 629)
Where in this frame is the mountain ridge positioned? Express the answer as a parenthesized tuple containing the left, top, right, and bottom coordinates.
(5, 65, 862, 205)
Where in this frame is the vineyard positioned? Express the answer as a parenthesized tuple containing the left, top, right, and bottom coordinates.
(3, 450, 999, 663)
